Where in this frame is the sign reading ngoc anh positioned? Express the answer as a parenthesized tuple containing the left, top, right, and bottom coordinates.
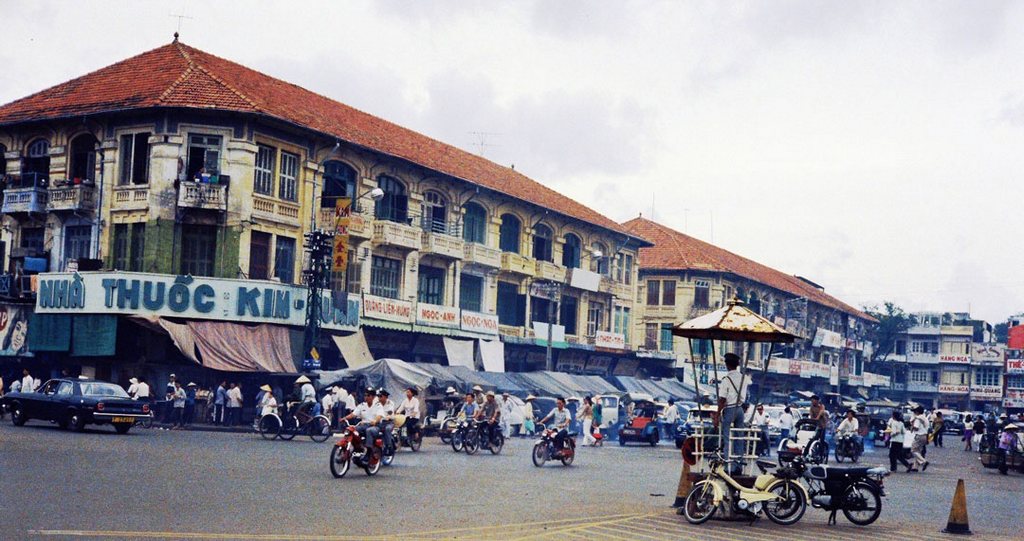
(35, 272, 359, 331)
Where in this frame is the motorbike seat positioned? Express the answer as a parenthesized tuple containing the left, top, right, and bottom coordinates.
(756, 459, 777, 471)
(824, 466, 872, 479)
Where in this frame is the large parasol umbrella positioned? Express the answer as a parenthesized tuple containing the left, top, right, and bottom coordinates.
(672, 298, 797, 416)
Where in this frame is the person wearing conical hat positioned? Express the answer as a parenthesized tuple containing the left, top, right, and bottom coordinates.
(257, 384, 278, 417)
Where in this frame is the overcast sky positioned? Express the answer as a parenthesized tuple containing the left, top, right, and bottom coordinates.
(3, 1, 1023, 324)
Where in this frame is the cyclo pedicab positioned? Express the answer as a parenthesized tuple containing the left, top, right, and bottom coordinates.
(671, 298, 807, 526)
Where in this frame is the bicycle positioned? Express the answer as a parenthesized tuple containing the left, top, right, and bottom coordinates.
(259, 402, 332, 442)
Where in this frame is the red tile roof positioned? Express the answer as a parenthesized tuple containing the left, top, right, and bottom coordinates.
(622, 216, 874, 322)
(0, 41, 644, 241)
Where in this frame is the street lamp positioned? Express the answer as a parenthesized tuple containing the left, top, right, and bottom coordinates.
(531, 280, 563, 372)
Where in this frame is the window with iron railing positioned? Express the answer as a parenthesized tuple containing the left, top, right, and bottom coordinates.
(499, 214, 521, 253)
(375, 175, 409, 223)
(460, 273, 483, 312)
(462, 203, 487, 244)
(418, 265, 446, 305)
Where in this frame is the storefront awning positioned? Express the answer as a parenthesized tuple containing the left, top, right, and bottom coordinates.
(188, 320, 296, 373)
(72, 315, 117, 357)
(332, 330, 374, 369)
(479, 339, 505, 373)
(443, 337, 476, 369)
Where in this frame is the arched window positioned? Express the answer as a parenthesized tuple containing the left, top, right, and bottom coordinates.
(423, 191, 447, 233)
(374, 175, 408, 223)
(322, 161, 356, 208)
(532, 223, 553, 262)
(463, 202, 487, 244)
(562, 233, 581, 268)
(23, 138, 50, 185)
(69, 134, 98, 182)
(748, 291, 761, 314)
(499, 213, 521, 253)
(591, 242, 609, 275)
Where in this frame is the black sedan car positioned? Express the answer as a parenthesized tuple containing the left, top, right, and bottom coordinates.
(2, 378, 150, 434)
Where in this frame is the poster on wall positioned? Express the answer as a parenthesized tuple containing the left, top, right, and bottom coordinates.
(0, 304, 30, 356)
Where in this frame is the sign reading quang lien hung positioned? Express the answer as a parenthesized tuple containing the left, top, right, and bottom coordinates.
(35, 272, 359, 332)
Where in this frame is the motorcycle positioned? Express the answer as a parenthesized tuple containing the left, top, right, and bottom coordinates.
(464, 419, 504, 455)
(834, 434, 863, 463)
(532, 428, 577, 467)
(782, 452, 888, 525)
(682, 451, 807, 526)
(451, 419, 471, 453)
(391, 414, 422, 452)
(329, 422, 385, 478)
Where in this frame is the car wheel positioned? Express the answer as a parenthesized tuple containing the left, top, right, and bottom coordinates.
(114, 423, 132, 435)
(11, 405, 27, 426)
(68, 411, 85, 432)
(618, 437, 626, 446)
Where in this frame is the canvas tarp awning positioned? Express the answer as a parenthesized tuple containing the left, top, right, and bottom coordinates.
(188, 320, 296, 373)
(317, 358, 434, 397)
(331, 330, 374, 369)
(128, 316, 199, 363)
(443, 337, 476, 369)
(479, 339, 505, 372)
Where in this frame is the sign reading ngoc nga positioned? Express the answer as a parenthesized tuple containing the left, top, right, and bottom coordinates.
(460, 311, 498, 336)
(35, 272, 359, 331)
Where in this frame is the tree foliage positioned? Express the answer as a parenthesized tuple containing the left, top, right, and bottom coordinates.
(863, 302, 916, 362)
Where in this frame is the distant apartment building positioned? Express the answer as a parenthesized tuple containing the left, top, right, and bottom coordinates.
(623, 217, 882, 402)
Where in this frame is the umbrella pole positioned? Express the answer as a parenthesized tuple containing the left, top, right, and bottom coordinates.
(688, 338, 701, 403)
(711, 344, 722, 443)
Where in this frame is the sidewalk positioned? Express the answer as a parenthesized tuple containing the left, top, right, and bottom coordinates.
(148, 421, 258, 434)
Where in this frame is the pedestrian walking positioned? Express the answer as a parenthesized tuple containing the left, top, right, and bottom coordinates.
(747, 404, 770, 456)
(523, 395, 536, 436)
(908, 406, 930, 472)
(135, 377, 151, 401)
(931, 411, 944, 448)
(226, 383, 243, 426)
(593, 398, 603, 441)
(997, 423, 1020, 475)
(962, 414, 974, 451)
(885, 410, 912, 472)
(778, 406, 795, 444)
(21, 369, 35, 393)
(581, 396, 596, 446)
(171, 381, 186, 429)
(971, 416, 985, 451)
(184, 383, 197, 426)
(321, 390, 335, 427)
(195, 385, 211, 423)
(500, 392, 515, 437)
(213, 381, 227, 425)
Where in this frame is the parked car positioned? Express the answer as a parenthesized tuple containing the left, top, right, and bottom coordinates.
(935, 409, 965, 434)
(2, 377, 150, 434)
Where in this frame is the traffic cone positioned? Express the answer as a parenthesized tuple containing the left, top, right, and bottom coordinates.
(941, 479, 972, 535)
(672, 461, 692, 508)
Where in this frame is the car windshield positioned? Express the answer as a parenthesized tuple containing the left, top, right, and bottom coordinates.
(79, 383, 130, 398)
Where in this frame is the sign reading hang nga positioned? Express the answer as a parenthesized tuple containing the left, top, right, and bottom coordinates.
(938, 384, 970, 395)
(939, 353, 971, 364)
(35, 272, 360, 331)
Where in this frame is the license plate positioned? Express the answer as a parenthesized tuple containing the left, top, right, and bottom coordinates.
(112, 417, 135, 423)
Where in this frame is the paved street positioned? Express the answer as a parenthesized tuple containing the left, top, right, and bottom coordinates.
(0, 422, 1016, 540)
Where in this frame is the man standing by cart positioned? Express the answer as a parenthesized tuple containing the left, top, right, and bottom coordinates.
(717, 353, 748, 463)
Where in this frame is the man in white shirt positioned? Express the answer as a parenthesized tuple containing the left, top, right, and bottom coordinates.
(135, 378, 151, 400)
(127, 377, 139, 398)
(396, 387, 422, 441)
(909, 406, 930, 472)
(778, 406, 795, 442)
(377, 389, 397, 452)
(226, 383, 243, 426)
(661, 399, 680, 440)
(716, 353, 748, 460)
(500, 392, 515, 437)
(21, 369, 36, 393)
(747, 403, 770, 456)
(344, 388, 384, 446)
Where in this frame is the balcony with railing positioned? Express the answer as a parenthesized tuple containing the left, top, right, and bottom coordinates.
(642, 305, 678, 320)
(419, 218, 464, 259)
(252, 195, 300, 226)
(535, 260, 567, 282)
(464, 243, 502, 268)
(500, 252, 536, 276)
(2, 186, 48, 214)
(372, 220, 422, 250)
(47, 182, 97, 212)
(178, 181, 227, 211)
(112, 185, 149, 211)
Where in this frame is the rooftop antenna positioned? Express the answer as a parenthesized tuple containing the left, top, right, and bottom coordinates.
(169, 11, 194, 39)
(650, 193, 655, 221)
(468, 131, 501, 157)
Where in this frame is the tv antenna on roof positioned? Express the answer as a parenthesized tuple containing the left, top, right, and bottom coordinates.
(170, 12, 194, 38)
(468, 131, 501, 157)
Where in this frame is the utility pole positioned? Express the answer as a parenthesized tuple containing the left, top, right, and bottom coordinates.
(302, 229, 333, 370)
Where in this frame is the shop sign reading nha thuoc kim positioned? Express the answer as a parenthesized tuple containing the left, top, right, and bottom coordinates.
(34, 272, 360, 332)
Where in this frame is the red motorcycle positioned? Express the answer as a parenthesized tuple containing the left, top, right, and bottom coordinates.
(532, 428, 576, 467)
(330, 423, 384, 477)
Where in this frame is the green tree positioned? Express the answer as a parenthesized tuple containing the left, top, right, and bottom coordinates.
(864, 302, 916, 363)
(994, 322, 1009, 344)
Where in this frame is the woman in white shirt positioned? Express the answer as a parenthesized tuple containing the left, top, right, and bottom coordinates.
(396, 387, 422, 441)
(257, 384, 278, 416)
(886, 410, 912, 472)
(778, 407, 795, 442)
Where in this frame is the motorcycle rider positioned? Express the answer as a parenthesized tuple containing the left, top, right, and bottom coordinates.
(474, 391, 501, 447)
(538, 397, 573, 454)
(343, 388, 384, 452)
(837, 409, 861, 455)
(395, 387, 422, 442)
(459, 392, 477, 419)
(377, 389, 397, 453)
(809, 395, 829, 443)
